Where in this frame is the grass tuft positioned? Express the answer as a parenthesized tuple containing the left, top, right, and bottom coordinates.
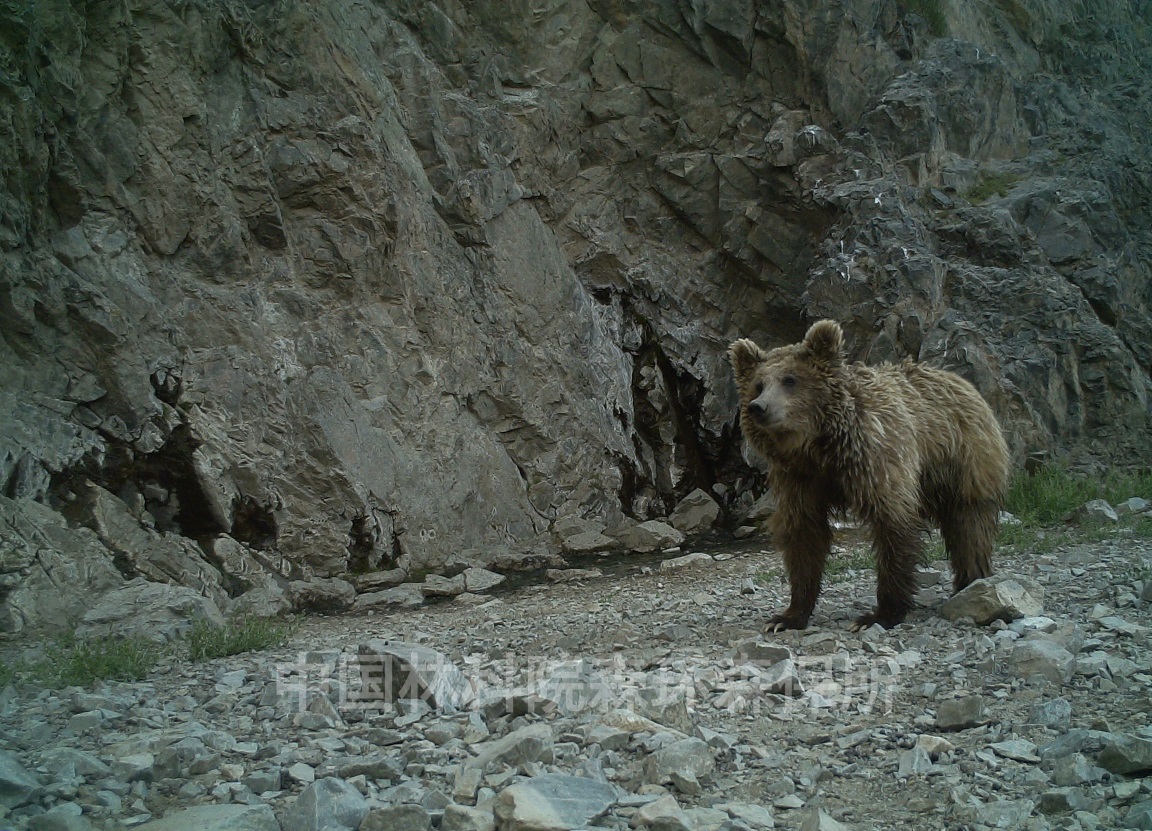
(0, 656, 22, 689)
(993, 0, 1032, 33)
(35, 634, 164, 688)
(825, 546, 875, 579)
(1127, 517, 1152, 540)
(965, 172, 1022, 203)
(903, 0, 949, 36)
(922, 536, 948, 564)
(903, 0, 948, 36)
(187, 616, 296, 662)
(1005, 466, 1098, 525)
(1006, 465, 1152, 526)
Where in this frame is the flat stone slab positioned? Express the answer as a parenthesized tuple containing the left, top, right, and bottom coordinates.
(463, 567, 506, 592)
(465, 723, 555, 772)
(936, 696, 987, 731)
(493, 773, 617, 831)
(133, 805, 280, 831)
(659, 552, 713, 571)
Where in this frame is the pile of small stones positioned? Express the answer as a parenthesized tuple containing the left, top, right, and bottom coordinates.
(2, 502, 1151, 831)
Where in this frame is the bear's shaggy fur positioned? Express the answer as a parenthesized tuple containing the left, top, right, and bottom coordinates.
(729, 320, 1010, 630)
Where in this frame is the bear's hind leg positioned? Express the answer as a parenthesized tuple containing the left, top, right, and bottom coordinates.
(852, 519, 920, 631)
(767, 500, 832, 632)
(940, 498, 998, 593)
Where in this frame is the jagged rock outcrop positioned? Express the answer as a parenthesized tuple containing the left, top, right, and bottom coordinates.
(1, 0, 1149, 631)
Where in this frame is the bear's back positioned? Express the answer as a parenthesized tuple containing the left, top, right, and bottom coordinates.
(896, 361, 1009, 500)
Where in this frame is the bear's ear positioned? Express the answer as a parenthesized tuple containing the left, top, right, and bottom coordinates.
(728, 338, 767, 381)
(803, 320, 844, 365)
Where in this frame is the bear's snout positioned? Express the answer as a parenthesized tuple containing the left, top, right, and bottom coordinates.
(746, 393, 781, 425)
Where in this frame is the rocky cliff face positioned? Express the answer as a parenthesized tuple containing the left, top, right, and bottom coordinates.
(2, 0, 1150, 631)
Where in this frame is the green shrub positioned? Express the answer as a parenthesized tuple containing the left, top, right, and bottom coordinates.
(188, 616, 296, 662)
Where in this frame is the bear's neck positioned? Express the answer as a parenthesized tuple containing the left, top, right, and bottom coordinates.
(813, 383, 864, 472)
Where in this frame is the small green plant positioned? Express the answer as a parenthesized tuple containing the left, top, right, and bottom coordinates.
(1101, 469, 1152, 508)
(826, 546, 875, 579)
(998, 520, 1040, 548)
(993, 0, 1032, 33)
(922, 536, 948, 564)
(904, 0, 947, 37)
(0, 655, 22, 688)
(1127, 516, 1152, 540)
(998, 522, 1073, 554)
(753, 568, 782, 588)
(35, 634, 164, 688)
(187, 616, 296, 662)
(965, 172, 1022, 203)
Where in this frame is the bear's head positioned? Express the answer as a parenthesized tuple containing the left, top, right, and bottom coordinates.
(728, 320, 846, 458)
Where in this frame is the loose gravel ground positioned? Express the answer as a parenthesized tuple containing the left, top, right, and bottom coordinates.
(2, 523, 1151, 831)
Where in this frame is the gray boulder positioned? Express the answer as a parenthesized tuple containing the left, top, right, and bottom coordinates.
(668, 489, 721, 535)
(615, 520, 685, 553)
(0, 496, 124, 634)
(356, 640, 474, 710)
(360, 805, 430, 831)
(0, 749, 41, 808)
(465, 723, 555, 773)
(1012, 639, 1076, 686)
(462, 567, 505, 592)
(642, 738, 716, 787)
(287, 578, 356, 613)
(421, 573, 467, 598)
(229, 576, 292, 619)
(940, 576, 1044, 624)
(1098, 734, 1152, 775)
(936, 697, 987, 731)
(75, 578, 225, 642)
(281, 777, 367, 831)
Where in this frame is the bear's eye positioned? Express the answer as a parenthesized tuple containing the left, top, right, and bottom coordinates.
(754, 381, 765, 396)
(781, 375, 797, 389)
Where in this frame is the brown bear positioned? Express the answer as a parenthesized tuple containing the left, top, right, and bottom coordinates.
(729, 320, 1010, 630)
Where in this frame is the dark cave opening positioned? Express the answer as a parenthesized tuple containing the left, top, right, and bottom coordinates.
(231, 496, 279, 550)
(134, 423, 228, 539)
(348, 513, 377, 573)
(626, 315, 718, 516)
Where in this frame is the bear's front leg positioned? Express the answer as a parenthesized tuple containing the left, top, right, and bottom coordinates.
(766, 497, 832, 632)
(851, 518, 920, 631)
